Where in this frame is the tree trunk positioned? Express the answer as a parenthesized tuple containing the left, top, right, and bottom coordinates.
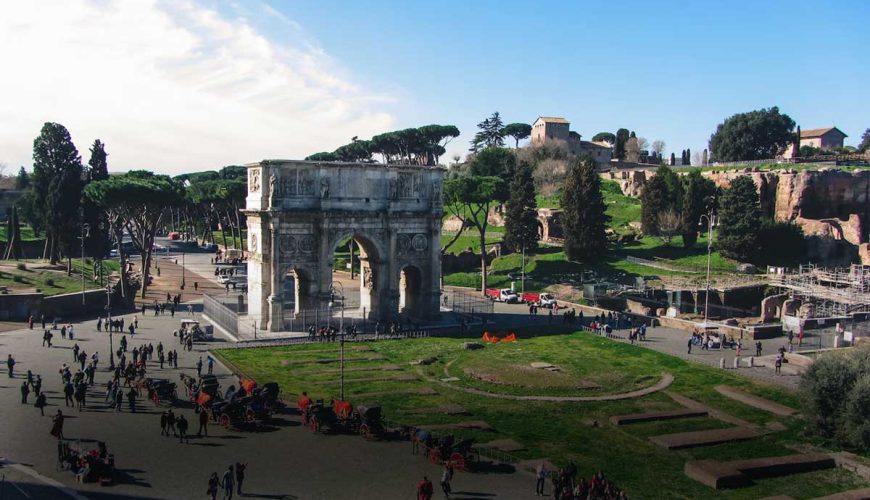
(479, 229, 488, 294)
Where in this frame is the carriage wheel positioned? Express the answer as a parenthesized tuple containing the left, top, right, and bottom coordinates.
(151, 392, 160, 406)
(245, 408, 256, 423)
(359, 423, 371, 439)
(309, 417, 320, 433)
(219, 413, 231, 428)
(429, 448, 441, 465)
(449, 452, 466, 472)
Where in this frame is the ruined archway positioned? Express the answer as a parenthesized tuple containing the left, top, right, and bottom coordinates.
(327, 231, 384, 320)
(244, 160, 444, 332)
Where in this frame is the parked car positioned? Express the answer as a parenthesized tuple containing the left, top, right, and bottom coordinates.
(485, 288, 519, 303)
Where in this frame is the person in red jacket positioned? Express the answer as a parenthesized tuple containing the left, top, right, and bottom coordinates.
(417, 476, 433, 500)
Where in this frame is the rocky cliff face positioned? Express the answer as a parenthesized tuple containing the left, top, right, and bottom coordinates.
(606, 167, 870, 265)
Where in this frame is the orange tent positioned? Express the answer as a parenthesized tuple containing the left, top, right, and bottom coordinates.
(482, 332, 500, 343)
(501, 333, 517, 342)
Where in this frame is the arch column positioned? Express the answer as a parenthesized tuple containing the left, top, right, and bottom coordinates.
(266, 218, 283, 332)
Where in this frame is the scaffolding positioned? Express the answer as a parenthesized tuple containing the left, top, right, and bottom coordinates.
(769, 264, 870, 318)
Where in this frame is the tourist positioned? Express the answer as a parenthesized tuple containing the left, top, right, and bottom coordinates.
(63, 381, 74, 407)
(198, 405, 209, 437)
(440, 463, 453, 498)
(177, 414, 189, 443)
(50, 409, 65, 439)
(221, 465, 235, 499)
(20, 380, 30, 404)
(235, 462, 246, 496)
(207, 472, 220, 500)
(416, 475, 434, 500)
(160, 411, 168, 436)
(535, 462, 548, 496)
(775, 354, 782, 375)
(6, 354, 14, 378)
(756, 341, 763, 357)
(207, 356, 214, 375)
(687, 337, 693, 354)
(167, 409, 177, 436)
(35, 391, 47, 416)
(197, 357, 203, 377)
(127, 388, 137, 412)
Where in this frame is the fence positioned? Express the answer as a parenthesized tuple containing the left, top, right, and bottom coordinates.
(449, 290, 494, 318)
(202, 293, 243, 337)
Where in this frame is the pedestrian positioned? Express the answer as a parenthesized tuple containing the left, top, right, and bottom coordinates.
(21, 379, 30, 404)
(235, 463, 246, 496)
(159, 352, 165, 369)
(64, 381, 74, 406)
(756, 341, 763, 357)
(177, 414, 189, 443)
(6, 354, 14, 378)
(417, 475, 434, 500)
(33, 375, 42, 396)
(687, 337, 693, 354)
(221, 465, 235, 499)
(440, 463, 453, 498)
(207, 356, 214, 375)
(194, 281, 199, 291)
(35, 391, 47, 416)
(536, 462, 548, 496)
(160, 411, 168, 436)
(207, 472, 220, 500)
(127, 388, 137, 412)
(50, 409, 65, 439)
(28, 314, 34, 329)
(198, 406, 209, 437)
(548, 310, 553, 324)
(775, 355, 783, 375)
(97, 317, 102, 332)
(197, 357, 203, 377)
(167, 409, 177, 436)
(40, 314, 46, 330)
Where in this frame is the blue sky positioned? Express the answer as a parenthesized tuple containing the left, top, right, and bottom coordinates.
(1, 0, 867, 173)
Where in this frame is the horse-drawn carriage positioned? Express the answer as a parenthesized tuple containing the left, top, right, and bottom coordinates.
(145, 378, 178, 406)
(413, 428, 474, 472)
(301, 398, 383, 438)
(193, 376, 283, 429)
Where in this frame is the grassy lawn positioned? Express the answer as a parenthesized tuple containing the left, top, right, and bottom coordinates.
(215, 331, 866, 499)
(0, 259, 119, 295)
(0, 224, 41, 242)
(210, 230, 247, 250)
(441, 232, 502, 255)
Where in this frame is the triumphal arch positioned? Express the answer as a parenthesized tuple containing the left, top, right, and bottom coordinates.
(244, 160, 444, 332)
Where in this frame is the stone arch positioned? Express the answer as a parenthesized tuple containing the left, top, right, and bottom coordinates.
(325, 230, 385, 319)
(398, 264, 424, 318)
(280, 265, 315, 315)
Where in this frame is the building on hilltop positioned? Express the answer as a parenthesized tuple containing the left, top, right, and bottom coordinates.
(782, 126, 848, 159)
(530, 116, 612, 167)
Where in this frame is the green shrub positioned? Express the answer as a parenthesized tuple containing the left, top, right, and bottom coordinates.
(801, 344, 870, 450)
(45, 278, 55, 286)
(12, 275, 24, 283)
(16, 263, 26, 271)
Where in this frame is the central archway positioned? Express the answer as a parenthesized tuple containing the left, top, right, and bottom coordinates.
(327, 231, 384, 321)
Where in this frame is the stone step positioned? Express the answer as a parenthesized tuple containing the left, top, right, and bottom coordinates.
(715, 385, 798, 417)
(685, 453, 835, 489)
(650, 426, 762, 450)
(610, 408, 708, 425)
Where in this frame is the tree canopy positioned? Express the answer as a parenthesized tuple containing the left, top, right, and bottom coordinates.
(501, 123, 532, 148)
(591, 132, 616, 144)
(716, 176, 761, 261)
(857, 128, 870, 153)
(470, 112, 505, 151)
(708, 107, 796, 161)
(306, 125, 458, 166)
(503, 160, 539, 253)
(467, 147, 516, 178)
(561, 156, 609, 261)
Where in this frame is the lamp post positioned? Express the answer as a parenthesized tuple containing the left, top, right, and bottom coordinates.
(521, 242, 526, 296)
(80, 223, 91, 305)
(181, 250, 185, 300)
(698, 210, 717, 332)
(329, 281, 345, 400)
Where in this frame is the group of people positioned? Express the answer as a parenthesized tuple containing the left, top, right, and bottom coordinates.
(97, 316, 128, 334)
(206, 463, 247, 500)
(415, 463, 455, 500)
(536, 463, 628, 499)
(627, 323, 647, 344)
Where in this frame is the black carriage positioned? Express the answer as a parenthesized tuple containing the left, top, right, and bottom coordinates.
(422, 433, 475, 472)
(146, 378, 178, 406)
(211, 398, 256, 429)
(306, 400, 337, 433)
(356, 404, 383, 439)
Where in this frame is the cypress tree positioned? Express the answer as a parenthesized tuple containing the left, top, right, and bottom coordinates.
(717, 176, 762, 261)
(503, 160, 540, 253)
(685, 148, 692, 166)
(561, 156, 609, 261)
(681, 170, 715, 248)
(669, 152, 676, 166)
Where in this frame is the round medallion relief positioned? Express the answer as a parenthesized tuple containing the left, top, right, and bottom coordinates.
(411, 234, 428, 252)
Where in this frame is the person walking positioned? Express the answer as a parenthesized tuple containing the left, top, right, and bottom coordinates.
(160, 411, 169, 436)
(535, 462, 548, 496)
(198, 406, 209, 437)
(221, 465, 235, 500)
(20, 380, 30, 404)
(127, 388, 137, 413)
(440, 463, 453, 498)
(207, 472, 220, 500)
(7, 354, 15, 378)
(207, 356, 214, 375)
(50, 410, 65, 439)
(756, 341, 763, 357)
(235, 463, 246, 496)
(159, 351, 165, 369)
(177, 414, 189, 443)
(417, 475, 434, 500)
(167, 409, 177, 436)
(64, 381, 74, 407)
(35, 392, 47, 416)
(196, 357, 203, 378)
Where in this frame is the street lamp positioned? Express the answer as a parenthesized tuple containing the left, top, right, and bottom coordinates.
(81, 223, 91, 305)
(329, 281, 345, 400)
(698, 209, 717, 333)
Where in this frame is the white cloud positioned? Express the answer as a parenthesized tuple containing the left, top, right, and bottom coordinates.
(0, 0, 394, 174)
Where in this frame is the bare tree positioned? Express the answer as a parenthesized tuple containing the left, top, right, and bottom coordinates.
(636, 137, 650, 152)
(652, 140, 666, 155)
(533, 158, 568, 197)
(692, 151, 704, 166)
(658, 209, 682, 245)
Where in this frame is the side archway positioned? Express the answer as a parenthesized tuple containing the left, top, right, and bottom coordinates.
(398, 264, 423, 318)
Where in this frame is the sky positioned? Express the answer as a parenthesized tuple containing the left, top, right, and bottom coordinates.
(1, 0, 867, 175)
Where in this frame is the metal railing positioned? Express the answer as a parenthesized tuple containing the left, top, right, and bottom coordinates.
(202, 293, 240, 336)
